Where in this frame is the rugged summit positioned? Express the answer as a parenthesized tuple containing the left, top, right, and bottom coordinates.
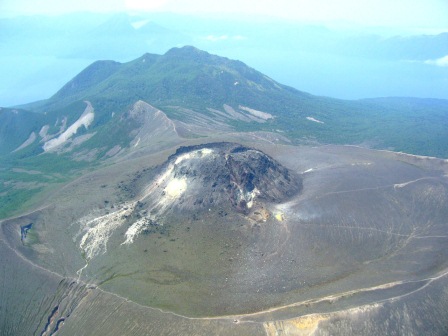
(141, 143, 301, 217)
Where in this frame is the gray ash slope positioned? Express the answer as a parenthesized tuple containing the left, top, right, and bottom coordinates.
(2, 139, 448, 334)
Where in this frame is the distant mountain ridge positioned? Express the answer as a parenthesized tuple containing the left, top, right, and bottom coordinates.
(1, 45, 448, 220)
(44, 46, 309, 112)
(2, 12, 448, 107)
(4, 46, 448, 162)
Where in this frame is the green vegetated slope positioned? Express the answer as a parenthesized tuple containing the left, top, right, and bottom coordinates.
(36, 46, 310, 112)
(29, 46, 447, 158)
(1, 46, 447, 219)
(0, 152, 91, 219)
(267, 96, 448, 158)
(0, 108, 48, 155)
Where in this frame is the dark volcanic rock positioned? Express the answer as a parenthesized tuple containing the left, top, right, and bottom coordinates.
(145, 142, 302, 214)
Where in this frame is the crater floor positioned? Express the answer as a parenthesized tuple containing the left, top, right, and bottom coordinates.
(2, 141, 448, 335)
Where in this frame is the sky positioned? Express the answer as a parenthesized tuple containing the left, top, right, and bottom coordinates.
(1, 0, 448, 31)
(0, 0, 447, 105)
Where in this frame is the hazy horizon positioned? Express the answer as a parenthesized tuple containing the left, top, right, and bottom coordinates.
(2, 0, 448, 31)
(0, 1, 447, 106)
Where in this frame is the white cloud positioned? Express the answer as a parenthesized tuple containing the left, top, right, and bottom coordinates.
(131, 19, 150, 29)
(205, 35, 229, 42)
(0, 0, 125, 16)
(205, 35, 246, 42)
(156, 0, 448, 29)
(1, 0, 448, 31)
(124, 0, 168, 11)
(425, 55, 448, 67)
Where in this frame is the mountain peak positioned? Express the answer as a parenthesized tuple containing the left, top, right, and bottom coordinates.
(164, 45, 215, 62)
(45, 46, 294, 112)
(166, 45, 204, 54)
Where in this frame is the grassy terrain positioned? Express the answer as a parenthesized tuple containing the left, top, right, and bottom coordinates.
(40, 46, 448, 157)
(2, 46, 447, 220)
(12, 46, 447, 159)
(0, 153, 92, 219)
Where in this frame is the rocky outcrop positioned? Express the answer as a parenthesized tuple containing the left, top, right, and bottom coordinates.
(141, 142, 302, 215)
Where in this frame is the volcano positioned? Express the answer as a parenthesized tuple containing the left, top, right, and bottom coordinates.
(139, 142, 301, 216)
(1, 47, 448, 335)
